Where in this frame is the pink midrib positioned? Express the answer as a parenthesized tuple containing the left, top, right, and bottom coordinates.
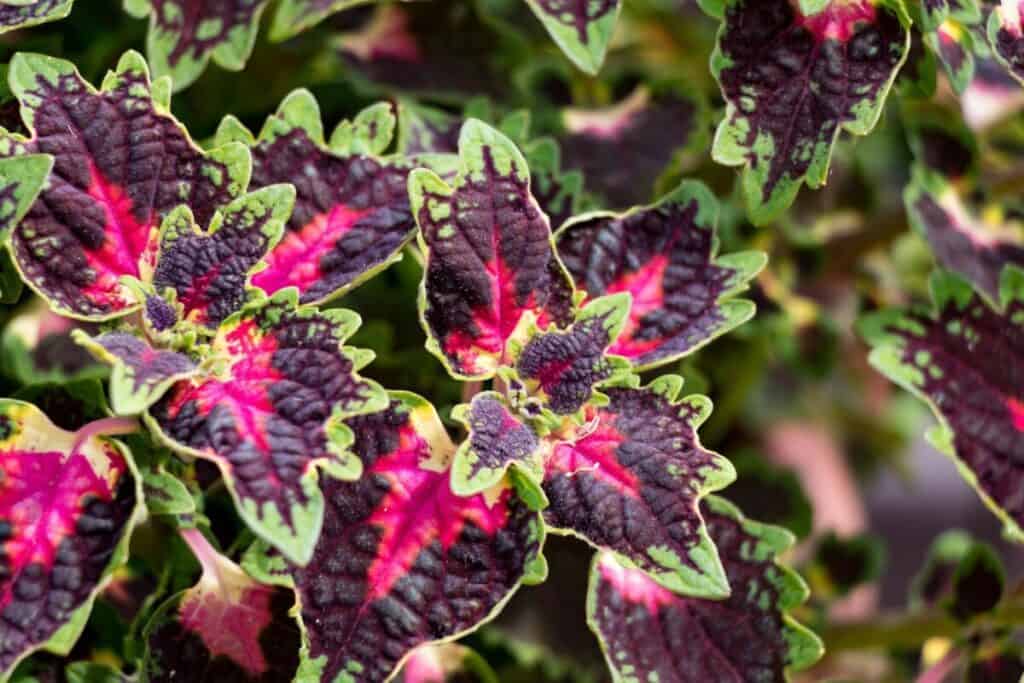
(604, 253, 668, 358)
(547, 416, 639, 497)
(1009, 397, 1024, 431)
(799, 0, 876, 42)
(599, 554, 674, 613)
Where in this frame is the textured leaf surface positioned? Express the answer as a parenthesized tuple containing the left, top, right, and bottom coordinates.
(4, 51, 249, 320)
(557, 181, 763, 370)
(861, 270, 1024, 541)
(451, 392, 541, 496)
(149, 291, 387, 564)
(561, 87, 700, 209)
(0, 0, 72, 33)
(542, 376, 734, 597)
(251, 393, 545, 683)
(411, 119, 574, 380)
(905, 170, 1024, 301)
(122, 0, 271, 92)
(74, 332, 196, 416)
(710, 0, 910, 223)
(523, 0, 622, 75)
(150, 185, 294, 328)
(0, 401, 140, 677)
(0, 155, 52, 242)
(587, 496, 822, 683)
(143, 528, 301, 682)
(218, 91, 416, 306)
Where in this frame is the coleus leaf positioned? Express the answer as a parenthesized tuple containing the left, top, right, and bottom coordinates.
(919, 0, 981, 32)
(148, 289, 388, 565)
(962, 57, 1024, 130)
(561, 86, 703, 209)
(707, 0, 910, 224)
(395, 644, 498, 683)
(990, 0, 1024, 84)
(1, 300, 101, 385)
(0, 401, 143, 678)
(860, 269, 1024, 542)
(0, 154, 51, 241)
(148, 184, 295, 329)
(587, 496, 823, 683)
(270, 0, 365, 41)
(215, 90, 418, 306)
(522, 0, 622, 75)
(142, 527, 301, 682)
(450, 392, 541, 497)
(556, 181, 764, 370)
(806, 531, 885, 600)
(524, 138, 584, 233)
(411, 119, 575, 380)
(122, 0, 272, 93)
(904, 168, 1024, 302)
(911, 530, 1005, 622)
(904, 103, 978, 181)
(542, 375, 735, 597)
(243, 392, 547, 683)
(72, 332, 197, 416)
(927, 19, 977, 93)
(0, 0, 73, 34)
(3, 51, 250, 320)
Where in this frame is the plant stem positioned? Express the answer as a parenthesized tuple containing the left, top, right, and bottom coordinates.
(461, 381, 482, 403)
(72, 416, 139, 454)
(916, 648, 959, 683)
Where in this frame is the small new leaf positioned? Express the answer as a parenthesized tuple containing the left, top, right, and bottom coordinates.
(451, 392, 542, 496)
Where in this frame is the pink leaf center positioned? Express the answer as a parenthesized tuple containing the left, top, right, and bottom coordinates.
(547, 414, 638, 497)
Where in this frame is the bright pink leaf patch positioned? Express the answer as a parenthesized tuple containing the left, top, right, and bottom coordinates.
(276, 395, 543, 683)
(0, 401, 138, 675)
(4, 51, 246, 319)
(588, 497, 822, 683)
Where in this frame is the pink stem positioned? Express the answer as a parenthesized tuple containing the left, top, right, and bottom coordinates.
(180, 527, 222, 582)
(71, 416, 139, 455)
(461, 381, 482, 403)
(916, 648, 960, 683)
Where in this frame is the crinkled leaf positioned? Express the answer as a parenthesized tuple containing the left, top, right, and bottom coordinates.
(149, 184, 295, 329)
(561, 86, 702, 209)
(395, 643, 498, 683)
(245, 392, 546, 683)
(411, 119, 574, 380)
(542, 375, 735, 597)
(990, 1, 1024, 84)
(451, 392, 541, 496)
(142, 528, 301, 682)
(0, 400, 142, 678)
(905, 169, 1024, 304)
(73, 331, 197, 416)
(122, 0, 271, 93)
(0, 154, 52, 241)
(3, 51, 250, 320)
(149, 290, 387, 565)
(523, 0, 622, 75)
(215, 90, 416, 306)
(511, 293, 631, 416)
(556, 181, 763, 370)
(0, 0, 73, 33)
(860, 269, 1024, 542)
(911, 530, 1005, 622)
(710, 0, 910, 224)
(587, 496, 823, 683)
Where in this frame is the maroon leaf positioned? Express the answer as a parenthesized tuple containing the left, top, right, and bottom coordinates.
(0, 402, 142, 677)
(0, 0, 73, 34)
(149, 290, 388, 564)
(710, 0, 910, 223)
(587, 496, 822, 683)
(556, 181, 763, 370)
(861, 270, 1024, 542)
(541, 375, 734, 597)
(4, 51, 249, 320)
(990, 2, 1024, 84)
(410, 119, 575, 380)
(451, 392, 542, 496)
(143, 528, 300, 682)
(216, 91, 416, 306)
(245, 393, 546, 683)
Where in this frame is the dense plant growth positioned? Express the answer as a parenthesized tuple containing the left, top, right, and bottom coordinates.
(0, 0, 1023, 682)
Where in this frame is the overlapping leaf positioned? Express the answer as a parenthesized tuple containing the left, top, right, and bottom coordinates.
(143, 528, 301, 682)
(244, 393, 546, 683)
(542, 375, 735, 597)
(2, 51, 250, 320)
(148, 290, 387, 565)
(411, 119, 574, 380)
(270, 0, 365, 41)
(707, 0, 910, 223)
(928, 19, 977, 92)
(560, 86, 702, 209)
(122, 0, 271, 92)
(450, 392, 541, 496)
(556, 181, 763, 370)
(990, 0, 1024, 83)
(0, 400, 142, 678)
(587, 496, 822, 683)
(0, 0, 73, 34)
(395, 643, 497, 683)
(911, 530, 1005, 622)
(905, 169, 1024, 301)
(523, 0, 622, 75)
(861, 269, 1024, 542)
(216, 90, 418, 306)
